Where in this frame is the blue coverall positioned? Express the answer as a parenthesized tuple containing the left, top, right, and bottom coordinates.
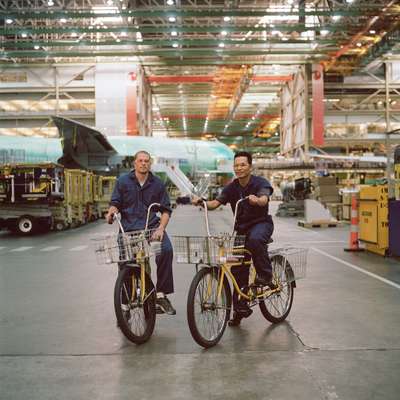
(110, 170, 174, 294)
(216, 175, 274, 310)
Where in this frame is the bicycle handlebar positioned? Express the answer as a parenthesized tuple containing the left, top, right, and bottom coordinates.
(113, 202, 161, 234)
(198, 196, 249, 236)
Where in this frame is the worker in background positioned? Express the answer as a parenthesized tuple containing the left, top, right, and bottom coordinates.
(192, 151, 274, 326)
(106, 150, 176, 316)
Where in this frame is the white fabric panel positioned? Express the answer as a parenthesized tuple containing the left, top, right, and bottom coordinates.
(95, 64, 136, 136)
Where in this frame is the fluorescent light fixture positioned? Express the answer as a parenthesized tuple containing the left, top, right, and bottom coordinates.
(172, 42, 179, 48)
(171, 31, 178, 36)
(218, 42, 225, 48)
(21, 33, 27, 38)
(107, 0, 114, 5)
(92, 6, 122, 24)
(332, 15, 341, 21)
(47, 0, 54, 6)
(5, 18, 13, 24)
(120, 31, 127, 37)
(223, 16, 231, 22)
(167, 0, 174, 5)
(221, 30, 228, 36)
(287, 0, 294, 4)
(168, 16, 176, 22)
(71, 32, 78, 37)
(369, 30, 376, 34)
(320, 30, 329, 36)
(34, 45, 40, 50)
(356, 42, 362, 47)
(60, 18, 67, 23)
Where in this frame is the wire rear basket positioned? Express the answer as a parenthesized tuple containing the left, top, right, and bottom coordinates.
(93, 229, 161, 265)
(270, 246, 308, 282)
(173, 235, 246, 264)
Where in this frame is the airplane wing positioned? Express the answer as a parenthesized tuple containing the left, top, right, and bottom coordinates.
(52, 116, 118, 171)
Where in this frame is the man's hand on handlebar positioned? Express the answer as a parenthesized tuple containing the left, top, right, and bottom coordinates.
(106, 206, 119, 224)
(191, 195, 204, 206)
(248, 194, 259, 206)
(151, 226, 165, 241)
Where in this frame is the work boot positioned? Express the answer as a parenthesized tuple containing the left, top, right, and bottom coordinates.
(228, 303, 253, 327)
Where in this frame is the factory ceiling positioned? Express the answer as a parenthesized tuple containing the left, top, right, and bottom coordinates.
(0, 0, 399, 150)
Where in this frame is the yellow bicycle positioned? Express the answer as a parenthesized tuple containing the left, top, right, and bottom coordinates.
(174, 198, 307, 348)
(93, 203, 162, 344)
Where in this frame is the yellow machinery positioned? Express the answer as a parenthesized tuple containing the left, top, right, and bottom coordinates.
(93, 175, 116, 217)
(358, 185, 388, 256)
(0, 162, 116, 234)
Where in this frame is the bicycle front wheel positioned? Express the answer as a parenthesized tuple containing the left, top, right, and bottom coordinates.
(114, 266, 156, 344)
(259, 254, 294, 323)
(187, 266, 232, 348)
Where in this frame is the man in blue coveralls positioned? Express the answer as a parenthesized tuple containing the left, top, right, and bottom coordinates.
(106, 150, 176, 315)
(192, 151, 274, 326)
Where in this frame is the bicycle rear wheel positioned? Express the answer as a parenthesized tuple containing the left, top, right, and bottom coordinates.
(259, 254, 294, 323)
(114, 266, 156, 344)
(187, 266, 231, 348)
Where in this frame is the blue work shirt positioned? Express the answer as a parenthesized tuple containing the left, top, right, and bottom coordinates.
(110, 170, 172, 232)
(216, 175, 273, 233)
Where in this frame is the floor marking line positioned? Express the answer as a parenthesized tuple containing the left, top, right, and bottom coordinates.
(311, 247, 400, 290)
(40, 246, 61, 252)
(69, 245, 88, 251)
(10, 246, 33, 252)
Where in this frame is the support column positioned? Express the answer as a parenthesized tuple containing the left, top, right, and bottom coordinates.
(126, 72, 138, 136)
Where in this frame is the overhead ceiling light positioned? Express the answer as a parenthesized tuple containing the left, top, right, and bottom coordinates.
(218, 42, 225, 48)
(345, 0, 354, 3)
(221, 30, 228, 36)
(223, 16, 231, 22)
(21, 33, 27, 38)
(47, 0, 54, 6)
(172, 42, 179, 48)
(60, 18, 67, 23)
(168, 16, 176, 22)
(171, 31, 178, 36)
(34, 45, 40, 50)
(71, 32, 78, 37)
(332, 15, 341, 21)
(356, 42, 362, 47)
(320, 30, 329, 36)
(369, 30, 376, 34)
(107, 0, 114, 5)
(120, 31, 127, 37)
(167, 0, 174, 4)
(116, 38, 121, 42)
(5, 18, 13, 24)
(287, 0, 294, 4)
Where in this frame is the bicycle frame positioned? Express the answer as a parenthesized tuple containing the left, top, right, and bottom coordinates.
(200, 198, 279, 303)
(114, 202, 160, 303)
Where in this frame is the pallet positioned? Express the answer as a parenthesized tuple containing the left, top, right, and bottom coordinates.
(298, 220, 339, 228)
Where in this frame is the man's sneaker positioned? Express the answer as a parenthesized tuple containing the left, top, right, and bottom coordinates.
(156, 296, 176, 315)
(254, 274, 277, 290)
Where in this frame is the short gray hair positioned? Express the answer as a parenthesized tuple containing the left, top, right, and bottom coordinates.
(133, 150, 151, 161)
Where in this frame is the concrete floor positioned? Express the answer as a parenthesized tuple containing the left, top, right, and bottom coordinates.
(1, 202, 400, 400)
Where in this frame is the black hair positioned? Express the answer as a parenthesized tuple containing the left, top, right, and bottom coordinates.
(234, 151, 252, 165)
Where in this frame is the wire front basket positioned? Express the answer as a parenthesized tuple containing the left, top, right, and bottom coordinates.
(93, 229, 161, 265)
(270, 246, 308, 282)
(173, 235, 246, 264)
